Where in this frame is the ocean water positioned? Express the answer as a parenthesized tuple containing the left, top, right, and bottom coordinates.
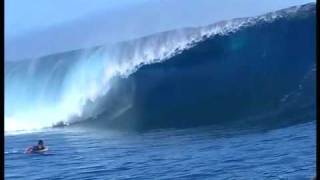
(5, 121, 316, 179)
(5, 3, 316, 180)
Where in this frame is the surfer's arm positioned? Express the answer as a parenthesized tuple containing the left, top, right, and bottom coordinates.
(24, 146, 33, 153)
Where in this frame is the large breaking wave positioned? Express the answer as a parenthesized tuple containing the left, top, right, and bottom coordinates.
(5, 3, 316, 132)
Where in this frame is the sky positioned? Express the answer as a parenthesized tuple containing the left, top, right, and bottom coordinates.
(5, 0, 148, 38)
(5, 0, 315, 61)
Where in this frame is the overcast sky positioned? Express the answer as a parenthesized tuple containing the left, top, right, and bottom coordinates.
(5, 0, 315, 61)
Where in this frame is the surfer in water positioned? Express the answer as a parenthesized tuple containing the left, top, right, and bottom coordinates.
(25, 140, 47, 153)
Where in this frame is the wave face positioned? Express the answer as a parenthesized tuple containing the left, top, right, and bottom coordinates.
(5, 3, 316, 131)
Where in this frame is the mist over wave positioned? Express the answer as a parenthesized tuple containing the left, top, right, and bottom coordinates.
(5, 3, 315, 132)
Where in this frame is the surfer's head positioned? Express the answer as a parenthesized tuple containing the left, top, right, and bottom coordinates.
(38, 140, 44, 145)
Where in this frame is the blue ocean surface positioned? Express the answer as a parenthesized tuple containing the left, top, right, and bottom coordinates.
(5, 121, 316, 179)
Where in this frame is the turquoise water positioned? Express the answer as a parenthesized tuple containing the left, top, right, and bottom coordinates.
(5, 121, 316, 179)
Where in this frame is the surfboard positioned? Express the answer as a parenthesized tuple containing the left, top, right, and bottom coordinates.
(34, 147, 48, 153)
(25, 147, 49, 154)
